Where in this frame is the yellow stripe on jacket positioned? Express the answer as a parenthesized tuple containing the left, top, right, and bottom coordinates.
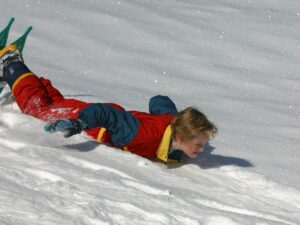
(156, 125, 174, 163)
(97, 127, 106, 142)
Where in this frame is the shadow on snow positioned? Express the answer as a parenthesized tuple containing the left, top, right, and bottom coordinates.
(173, 143, 253, 169)
(64, 140, 253, 170)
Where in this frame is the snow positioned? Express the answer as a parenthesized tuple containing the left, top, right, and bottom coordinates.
(1, 0, 300, 224)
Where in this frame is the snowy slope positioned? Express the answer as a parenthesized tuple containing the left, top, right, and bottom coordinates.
(1, 0, 300, 224)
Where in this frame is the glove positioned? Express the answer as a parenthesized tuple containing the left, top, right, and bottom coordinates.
(44, 119, 87, 138)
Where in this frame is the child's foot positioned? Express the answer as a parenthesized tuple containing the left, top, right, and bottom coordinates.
(0, 45, 23, 84)
(0, 45, 24, 94)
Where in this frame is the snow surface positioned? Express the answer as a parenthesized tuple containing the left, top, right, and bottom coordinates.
(1, 0, 300, 224)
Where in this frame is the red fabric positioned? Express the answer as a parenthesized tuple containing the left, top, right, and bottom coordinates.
(126, 112, 174, 158)
(14, 75, 88, 120)
(14, 74, 174, 158)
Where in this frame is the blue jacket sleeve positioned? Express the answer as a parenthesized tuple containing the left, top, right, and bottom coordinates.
(78, 103, 139, 146)
(149, 95, 178, 115)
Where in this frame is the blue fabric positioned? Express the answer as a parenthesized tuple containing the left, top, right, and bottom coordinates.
(78, 103, 139, 146)
(168, 149, 183, 161)
(44, 119, 85, 138)
(149, 95, 178, 115)
(4, 61, 31, 87)
(44, 119, 74, 133)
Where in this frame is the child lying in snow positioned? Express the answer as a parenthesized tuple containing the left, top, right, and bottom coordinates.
(0, 45, 217, 163)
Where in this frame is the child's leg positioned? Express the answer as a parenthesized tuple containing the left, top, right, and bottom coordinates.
(13, 74, 60, 118)
(38, 77, 64, 102)
(13, 72, 89, 121)
(4, 62, 88, 121)
(1, 45, 88, 121)
(38, 77, 90, 119)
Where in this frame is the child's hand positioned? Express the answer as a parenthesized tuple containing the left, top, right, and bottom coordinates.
(44, 119, 86, 137)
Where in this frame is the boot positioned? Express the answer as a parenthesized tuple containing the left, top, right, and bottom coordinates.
(0, 44, 31, 88)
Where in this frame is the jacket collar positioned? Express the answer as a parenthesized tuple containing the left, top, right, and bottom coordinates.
(156, 125, 182, 163)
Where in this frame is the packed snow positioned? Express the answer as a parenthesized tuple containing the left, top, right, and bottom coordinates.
(0, 0, 299, 224)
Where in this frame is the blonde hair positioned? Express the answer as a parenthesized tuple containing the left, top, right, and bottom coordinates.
(171, 107, 217, 142)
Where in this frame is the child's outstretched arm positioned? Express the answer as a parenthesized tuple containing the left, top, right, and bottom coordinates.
(44, 103, 140, 146)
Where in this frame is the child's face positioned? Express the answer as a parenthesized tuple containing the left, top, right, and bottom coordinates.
(177, 132, 208, 158)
